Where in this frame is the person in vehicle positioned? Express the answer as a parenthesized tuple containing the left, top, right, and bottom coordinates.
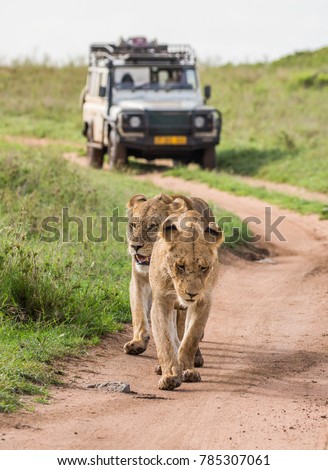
(121, 73, 134, 88)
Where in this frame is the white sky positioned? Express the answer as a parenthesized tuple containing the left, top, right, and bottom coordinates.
(1, 0, 327, 64)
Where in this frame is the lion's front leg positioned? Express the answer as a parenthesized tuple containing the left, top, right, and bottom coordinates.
(124, 274, 151, 355)
(177, 307, 204, 368)
(178, 300, 211, 383)
(176, 307, 186, 341)
(151, 298, 182, 390)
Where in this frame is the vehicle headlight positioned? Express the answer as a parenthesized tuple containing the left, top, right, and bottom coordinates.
(122, 113, 144, 132)
(194, 115, 206, 128)
(129, 115, 142, 128)
(194, 113, 214, 132)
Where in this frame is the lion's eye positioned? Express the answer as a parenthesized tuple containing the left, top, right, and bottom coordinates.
(201, 266, 209, 272)
(130, 223, 137, 229)
(176, 264, 185, 272)
(148, 223, 158, 231)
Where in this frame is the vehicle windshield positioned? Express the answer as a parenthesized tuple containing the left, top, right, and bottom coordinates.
(114, 66, 197, 91)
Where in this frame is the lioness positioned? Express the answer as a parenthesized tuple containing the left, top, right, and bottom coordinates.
(125, 193, 214, 363)
(149, 210, 223, 390)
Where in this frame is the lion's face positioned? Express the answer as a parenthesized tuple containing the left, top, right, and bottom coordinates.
(167, 242, 217, 305)
(160, 211, 223, 306)
(127, 193, 188, 272)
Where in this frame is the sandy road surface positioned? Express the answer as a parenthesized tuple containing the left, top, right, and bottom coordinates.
(1, 170, 328, 450)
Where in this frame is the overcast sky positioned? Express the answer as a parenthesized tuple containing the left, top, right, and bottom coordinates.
(1, 0, 327, 64)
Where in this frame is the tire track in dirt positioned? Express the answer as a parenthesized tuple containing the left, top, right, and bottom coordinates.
(1, 168, 328, 450)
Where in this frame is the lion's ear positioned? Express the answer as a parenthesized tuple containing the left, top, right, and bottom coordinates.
(204, 222, 224, 246)
(127, 194, 147, 209)
(161, 216, 180, 242)
(159, 193, 174, 204)
(168, 196, 190, 214)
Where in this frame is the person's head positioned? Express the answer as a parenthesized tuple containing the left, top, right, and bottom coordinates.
(121, 73, 134, 84)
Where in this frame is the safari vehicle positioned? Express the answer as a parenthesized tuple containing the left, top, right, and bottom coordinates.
(81, 37, 222, 169)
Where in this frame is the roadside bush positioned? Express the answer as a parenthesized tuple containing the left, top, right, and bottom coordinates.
(290, 71, 328, 89)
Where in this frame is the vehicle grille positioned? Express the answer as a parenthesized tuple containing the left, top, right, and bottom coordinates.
(147, 112, 192, 136)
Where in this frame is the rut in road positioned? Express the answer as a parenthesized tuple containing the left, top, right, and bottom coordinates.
(1, 172, 328, 450)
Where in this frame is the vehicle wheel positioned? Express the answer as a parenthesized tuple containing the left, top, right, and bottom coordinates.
(86, 122, 105, 169)
(109, 138, 128, 170)
(88, 146, 105, 169)
(201, 146, 216, 170)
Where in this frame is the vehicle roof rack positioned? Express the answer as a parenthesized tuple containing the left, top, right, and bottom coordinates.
(89, 37, 196, 66)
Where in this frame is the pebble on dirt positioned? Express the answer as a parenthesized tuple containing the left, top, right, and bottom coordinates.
(85, 382, 131, 393)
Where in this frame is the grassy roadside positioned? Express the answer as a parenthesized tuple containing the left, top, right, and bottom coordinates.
(0, 63, 86, 141)
(0, 142, 250, 412)
(165, 167, 328, 219)
(199, 47, 328, 194)
(0, 141, 155, 412)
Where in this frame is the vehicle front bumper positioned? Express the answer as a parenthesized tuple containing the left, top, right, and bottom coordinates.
(119, 133, 220, 153)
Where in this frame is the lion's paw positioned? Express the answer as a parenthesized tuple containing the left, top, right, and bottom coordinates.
(158, 375, 181, 390)
(194, 349, 204, 368)
(182, 368, 201, 383)
(124, 338, 148, 355)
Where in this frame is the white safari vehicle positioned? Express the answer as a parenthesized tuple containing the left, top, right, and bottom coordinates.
(81, 37, 222, 169)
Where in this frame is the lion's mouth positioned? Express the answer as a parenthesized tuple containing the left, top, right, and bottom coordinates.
(135, 254, 151, 266)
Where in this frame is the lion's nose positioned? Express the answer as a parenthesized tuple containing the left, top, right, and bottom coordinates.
(132, 244, 144, 252)
(186, 291, 198, 299)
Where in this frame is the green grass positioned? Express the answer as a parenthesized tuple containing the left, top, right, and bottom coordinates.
(199, 47, 328, 193)
(165, 167, 328, 219)
(0, 63, 86, 141)
(0, 142, 158, 411)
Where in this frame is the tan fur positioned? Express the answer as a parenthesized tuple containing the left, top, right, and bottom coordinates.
(125, 193, 215, 357)
(149, 211, 223, 390)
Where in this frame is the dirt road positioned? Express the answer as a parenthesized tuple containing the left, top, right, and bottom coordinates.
(1, 171, 328, 450)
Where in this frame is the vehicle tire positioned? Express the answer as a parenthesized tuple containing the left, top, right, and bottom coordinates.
(88, 146, 105, 169)
(201, 146, 216, 170)
(85, 122, 105, 169)
(109, 135, 128, 170)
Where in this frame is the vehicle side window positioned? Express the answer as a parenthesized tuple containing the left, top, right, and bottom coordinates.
(88, 71, 98, 96)
(99, 72, 108, 97)
(186, 69, 197, 89)
(87, 70, 108, 97)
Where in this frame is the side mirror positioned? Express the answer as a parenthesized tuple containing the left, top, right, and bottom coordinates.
(204, 85, 211, 102)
